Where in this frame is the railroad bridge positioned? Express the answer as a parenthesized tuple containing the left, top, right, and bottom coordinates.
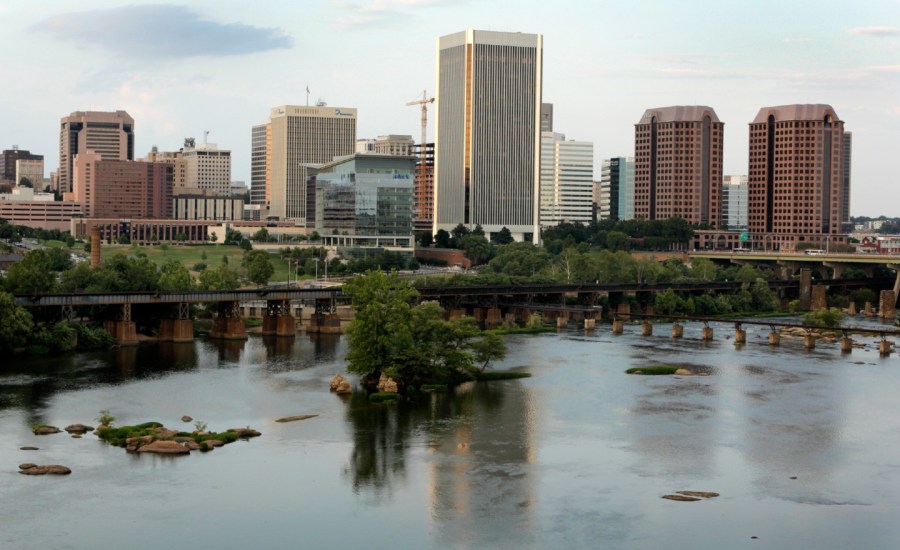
(14, 272, 894, 344)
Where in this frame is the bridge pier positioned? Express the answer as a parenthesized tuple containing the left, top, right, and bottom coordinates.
(811, 285, 827, 311)
(584, 318, 596, 330)
(848, 301, 857, 316)
(841, 335, 853, 353)
(556, 314, 569, 329)
(307, 297, 341, 334)
(104, 304, 138, 346)
(672, 323, 684, 338)
(612, 319, 624, 335)
(864, 301, 874, 317)
(769, 328, 781, 346)
(616, 303, 631, 319)
(880, 338, 893, 357)
(734, 324, 746, 345)
(799, 269, 812, 310)
(210, 301, 247, 340)
(485, 307, 503, 328)
(879, 290, 896, 320)
(262, 299, 296, 338)
(804, 332, 816, 350)
(701, 324, 714, 341)
(641, 320, 653, 336)
(159, 302, 193, 342)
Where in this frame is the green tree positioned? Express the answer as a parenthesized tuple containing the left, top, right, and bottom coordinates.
(46, 247, 73, 272)
(18, 177, 33, 188)
(434, 229, 452, 248)
(470, 332, 505, 371)
(252, 228, 270, 242)
(605, 231, 631, 252)
(495, 227, 514, 245)
(488, 242, 552, 278)
(197, 264, 240, 290)
(459, 233, 494, 265)
(803, 308, 844, 328)
(690, 258, 719, 281)
(344, 270, 419, 379)
(309, 231, 321, 242)
(417, 231, 433, 248)
(243, 250, 275, 286)
(3, 249, 56, 294)
(158, 259, 194, 291)
(0, 291, 33, 350)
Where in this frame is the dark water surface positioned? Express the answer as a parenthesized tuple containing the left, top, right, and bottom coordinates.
(2, 321, 900, 549)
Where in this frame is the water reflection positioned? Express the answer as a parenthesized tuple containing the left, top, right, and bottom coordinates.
(343, 380, 537, 546)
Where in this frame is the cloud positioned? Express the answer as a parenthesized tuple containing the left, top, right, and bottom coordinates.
(849, 26, 900, 37)
(782, 37, 813, 43)
(332, 0, 461, 29)
(34, 4, 293, 59)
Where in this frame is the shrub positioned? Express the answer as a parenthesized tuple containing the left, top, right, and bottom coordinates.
(803, 308, 844, 328)
(95, 409, 116, 426)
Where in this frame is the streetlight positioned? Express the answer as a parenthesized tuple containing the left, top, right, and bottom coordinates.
(313, 258, 319, 282)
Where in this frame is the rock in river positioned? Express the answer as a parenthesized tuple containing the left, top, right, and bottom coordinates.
(137, 440, 190, 455)
(19, 464, 71, 475)
(275, 415, 317, 424)
(64, 424, 94, 434)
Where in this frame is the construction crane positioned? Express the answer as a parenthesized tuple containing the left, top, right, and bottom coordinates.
(406, 90, 434, 154)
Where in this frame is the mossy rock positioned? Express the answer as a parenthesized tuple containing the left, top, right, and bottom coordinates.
(32, 425, 61, 435)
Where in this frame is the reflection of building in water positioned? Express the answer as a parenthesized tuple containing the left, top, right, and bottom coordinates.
(426, 381, 537, 547)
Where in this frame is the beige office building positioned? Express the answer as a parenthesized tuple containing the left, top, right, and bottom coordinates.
(146, 147, 188, 193)
(434, 30, 543, 243)
(59, 110, 134, 193)
(183, 142, 231, 196)
(267, 105, 357, 223)
(634, 106, 724, 226)
(748, 104, 847, 250)
(15, 159, 44, 189)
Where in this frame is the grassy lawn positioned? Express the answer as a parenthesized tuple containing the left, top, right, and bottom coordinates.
(99, 244, 298, 283)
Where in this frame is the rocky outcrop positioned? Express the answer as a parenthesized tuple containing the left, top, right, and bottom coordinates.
(674, 368, 692, 376)
(20, 446, 39, 451)
(32, 426, 60, 435)
(330, 374, 352, 394)
(64, 424, 94, 434)
(19, 464, 71, 475)
(137, 440, 190, 455)
(376, 373, 398, 393)
(663, 490, 720, 502)
(663, 494, 700, 502)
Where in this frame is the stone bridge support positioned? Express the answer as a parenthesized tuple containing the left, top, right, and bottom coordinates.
(811, 285, 828, 311)
(210, 301, 247, 340)
(880, 290, 896, 320)
(159, 302, 193, 342)
(262, 299, 296, 337)
(799, 269, 812, 310)
(104, 303, 138, 346)
(734, 323, 746, 345)
(308, 298, 341, 334)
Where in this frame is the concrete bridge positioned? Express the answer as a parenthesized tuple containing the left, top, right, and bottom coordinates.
(14, 274, 896, 344)
(691, 251, 900, 297)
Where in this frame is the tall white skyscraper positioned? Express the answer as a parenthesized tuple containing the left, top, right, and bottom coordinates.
(539, 132, 593, 227)
(433, 30, 543, 243)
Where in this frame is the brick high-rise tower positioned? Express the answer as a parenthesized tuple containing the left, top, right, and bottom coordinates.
(634, 106, 724, 226)
(748, 104, 846, 250)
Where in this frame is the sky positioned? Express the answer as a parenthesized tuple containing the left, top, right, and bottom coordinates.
(1, 0, 898, 216)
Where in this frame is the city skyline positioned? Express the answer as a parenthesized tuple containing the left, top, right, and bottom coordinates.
(1, 0, 898, 216)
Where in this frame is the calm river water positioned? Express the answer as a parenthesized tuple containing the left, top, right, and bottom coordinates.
(2, 320, 900, 549)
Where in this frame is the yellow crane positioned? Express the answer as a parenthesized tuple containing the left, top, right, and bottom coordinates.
(406, 90, 434, 154)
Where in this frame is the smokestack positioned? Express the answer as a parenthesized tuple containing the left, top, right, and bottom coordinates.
(90, 227, 101, 268)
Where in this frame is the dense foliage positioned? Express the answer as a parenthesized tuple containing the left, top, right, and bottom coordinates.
(344, 271, 505, 386)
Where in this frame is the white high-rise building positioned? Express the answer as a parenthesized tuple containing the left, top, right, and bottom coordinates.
(267, 105, 357, 222)
(434, 30, 543, 243)
(599, 157, 635, 221)
(723, 174, 748, 230)
(183, 142, 231, 196)
(539, 132, 593, 227)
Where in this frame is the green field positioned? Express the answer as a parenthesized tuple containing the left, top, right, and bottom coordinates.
(99, 244, 298, 282)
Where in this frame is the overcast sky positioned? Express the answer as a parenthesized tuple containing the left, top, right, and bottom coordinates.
(1, 0, 898, 216)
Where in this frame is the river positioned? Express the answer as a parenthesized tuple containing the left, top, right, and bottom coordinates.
(2, 320, 900, 549)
